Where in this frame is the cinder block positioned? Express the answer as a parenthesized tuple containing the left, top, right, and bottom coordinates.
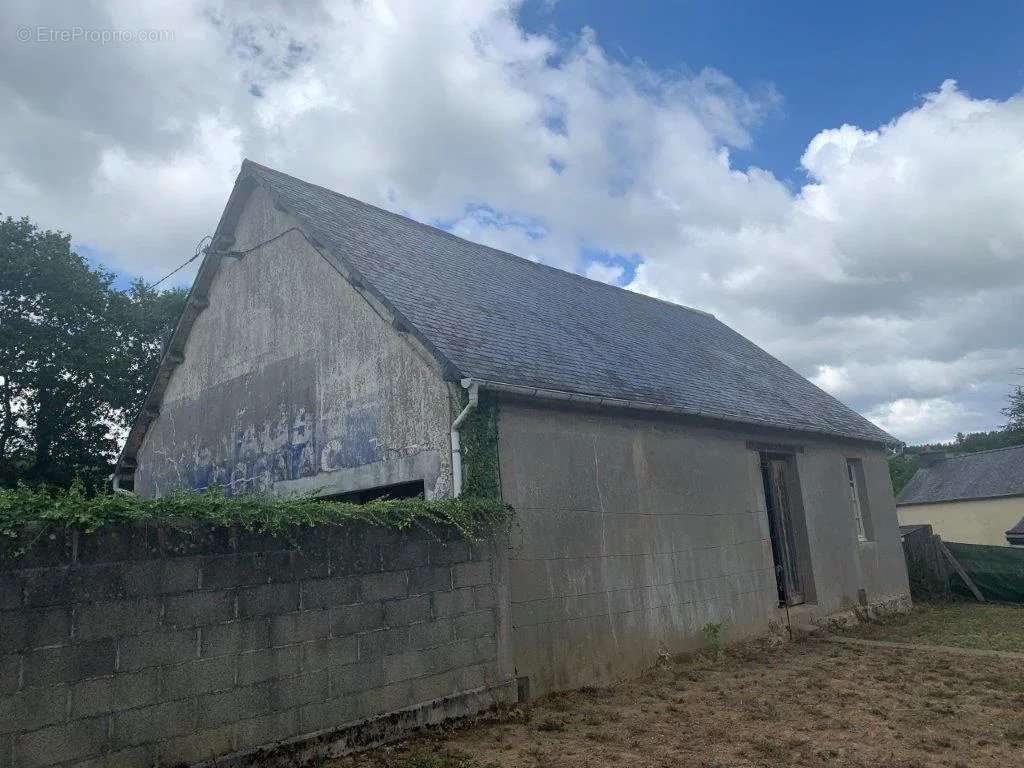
(365, 681, 413, 717)
(473, 585, 496, 609)
(233, 710, 300, 752)
(384, 596, 430, 626)
(452, 610, 494, 640)
(266, 670, 329, 710)
(112, 698, 196, 746)
(428, 540, 470, 565)
(0, 574, 21, 610)
(76, 598, 162, 640)
(453, 561, 491, 589)
(381, 538, 429, 570)
(269, 610, 331, 647)
(237, 583, 299, 618)
(197, 682, 271, 728)
(431, 588, 475, 618)
(300, 576, 359, 610)
(69, 668, 159, 717)
(357, 627, 408, 660)
(159, 523, 233, 558)
(200, 619, 269, 658)
(288, 551, 332, 582)
(157, 725, 234, 765)
(330, 659, 384, 696)
(383, 650, 429, 684)
(0, 607, 70, 652)
(0, 684, 65, 734)
(467, 541, 495, 562)
(412, 670, 458, 703)
(0, 654, 20, 696)
(424, 639, 475, 675)
(69, 744, 156, 768)
(298, 693, 367, 733)
(122, 558, 201, 597)
(200, 551, 293, 590)
(164, 590, 235, 628)
(301, 636, 357, 673)
(361, 571, 408, 601)
(117, 629, 198, 673)
(236, 645, 301, 686)
(408, 566, 452, 595)
(18, 567, 71, 608)
(23, 640, 115, 687)
(457, 663, 491, 691)
(331, 532, 380, 576)
(474, 634, 498, 664)
(330, 602, 384, 635)
(23, 564, 127, 607)
(13, 717, 107, 768)
(76, 524, 158, 564)
(162, 657, 235, 699)
(407, 619, 454, 650)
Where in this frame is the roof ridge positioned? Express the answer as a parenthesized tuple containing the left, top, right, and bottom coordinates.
(241, 158, 716, 320)
(939, 442, 1024, 461)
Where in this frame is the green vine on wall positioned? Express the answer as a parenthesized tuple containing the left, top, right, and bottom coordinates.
(460, 390, 501, 500)
(0, 482, 510, 559)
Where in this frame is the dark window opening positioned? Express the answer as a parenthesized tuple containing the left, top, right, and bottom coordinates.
(320, 479, 425, 504)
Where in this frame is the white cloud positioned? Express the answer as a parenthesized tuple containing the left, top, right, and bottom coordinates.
(1, 1, 1021, 444)
(866, 397, 982, 445)
(584, 261, 625, 285)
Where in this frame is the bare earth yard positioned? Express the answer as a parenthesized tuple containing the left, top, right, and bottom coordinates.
(331, 604, 1024, 768)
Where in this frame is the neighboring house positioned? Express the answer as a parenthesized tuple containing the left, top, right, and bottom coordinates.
(897, 446, 1024, 547)
(115, 160, 910, 694)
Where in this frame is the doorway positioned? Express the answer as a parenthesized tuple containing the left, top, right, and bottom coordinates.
(760, 453, 806, 606)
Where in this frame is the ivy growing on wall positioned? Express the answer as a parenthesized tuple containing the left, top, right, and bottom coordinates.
(0, 481, 510, 558)
(460, 390, 501, 500)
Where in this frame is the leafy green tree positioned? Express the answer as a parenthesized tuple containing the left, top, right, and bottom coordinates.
(0, 216, 186, 491)
(888, 453, 922, 495)
(1004, 382, 1024, 432)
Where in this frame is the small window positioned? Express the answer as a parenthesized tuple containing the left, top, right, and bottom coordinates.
(846, 459, 870, 541)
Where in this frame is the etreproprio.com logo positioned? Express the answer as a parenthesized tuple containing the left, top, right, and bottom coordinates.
(17, 25, 174, 44)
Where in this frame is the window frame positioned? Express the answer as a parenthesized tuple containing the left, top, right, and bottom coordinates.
(846, 458, 870, 542)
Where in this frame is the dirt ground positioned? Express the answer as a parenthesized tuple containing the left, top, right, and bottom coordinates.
(332, 608, 1024, 768)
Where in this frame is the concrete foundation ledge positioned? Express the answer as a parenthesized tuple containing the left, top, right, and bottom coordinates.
(800, 592, 914, 634)
(193, 680, 518, 768)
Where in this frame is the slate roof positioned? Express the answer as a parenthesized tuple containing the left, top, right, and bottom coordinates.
(239, 160, 893, 444)
(897, 444, 1024, 505)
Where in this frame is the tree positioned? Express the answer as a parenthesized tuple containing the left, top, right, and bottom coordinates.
(1004, 381, 1024, 432)
(0, 216, 186, 491)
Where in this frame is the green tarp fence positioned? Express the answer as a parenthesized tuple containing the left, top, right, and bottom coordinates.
(946, 541, 1024, 603)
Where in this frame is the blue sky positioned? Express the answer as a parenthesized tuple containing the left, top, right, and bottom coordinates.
(522, 0, 1024, 184)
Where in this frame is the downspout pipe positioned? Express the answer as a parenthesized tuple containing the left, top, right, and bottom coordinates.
(450, 380, 479, 497)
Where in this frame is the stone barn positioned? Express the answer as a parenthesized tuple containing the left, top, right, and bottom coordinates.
(116, 160, 911, 695)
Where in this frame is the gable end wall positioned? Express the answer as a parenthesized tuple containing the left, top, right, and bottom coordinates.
(134, 186, 454, 499)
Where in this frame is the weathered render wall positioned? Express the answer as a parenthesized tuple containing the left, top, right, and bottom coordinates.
(497, 400, 909, 695)
(135, 186, 453, 499)
(0, 523, 512, 768)
(898, 496, 1024, 547)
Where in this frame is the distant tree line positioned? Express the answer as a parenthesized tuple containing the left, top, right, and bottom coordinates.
(889, 383, 1024, 495)
(1, 216, 187, 492)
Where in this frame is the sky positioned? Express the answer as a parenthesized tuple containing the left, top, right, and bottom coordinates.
(1, 0, 1022, 445)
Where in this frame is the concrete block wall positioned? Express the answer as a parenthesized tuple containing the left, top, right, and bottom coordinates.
(0, 523, 513, 768)
(497, 399, 910, 696)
